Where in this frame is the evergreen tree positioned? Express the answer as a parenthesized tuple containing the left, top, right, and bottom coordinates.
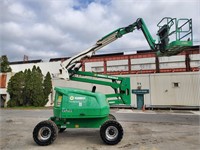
(31, 66, 45, 106)
(23, 69, 32, 106)
(7, 66, 50, 107)
(7, 71, 24, 106)
(0, 55, 12, 73)
(32, 65, 37, 72)
(36, 66, 42, 74)
(43, 72, 52, 103)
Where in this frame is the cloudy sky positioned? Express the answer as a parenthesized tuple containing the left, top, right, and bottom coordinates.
(1, 0, 199, 61)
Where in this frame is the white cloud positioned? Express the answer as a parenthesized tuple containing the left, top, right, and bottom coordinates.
(1, 0, 199, 61)
(29, 50, 60, 58)
(8, 2, 35, 19)
(1, 22, 24, 40)
(29, 23, 65, 43)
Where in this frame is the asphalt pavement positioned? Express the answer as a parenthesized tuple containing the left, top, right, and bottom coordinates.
(0, 108, 199, 150)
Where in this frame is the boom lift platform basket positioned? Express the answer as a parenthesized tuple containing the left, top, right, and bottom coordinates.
(156, 17, 193, 56)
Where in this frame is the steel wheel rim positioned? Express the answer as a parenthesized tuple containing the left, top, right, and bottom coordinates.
(105, 126, 118, 141)
(38, 127, 51, 141)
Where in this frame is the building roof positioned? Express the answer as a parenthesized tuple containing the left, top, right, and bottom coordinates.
(9, 59, 42, 65)
(8, 45, 199, 65)
(49, 57, 70, 62)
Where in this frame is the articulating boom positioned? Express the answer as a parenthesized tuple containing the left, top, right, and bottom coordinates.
(68, 70, 131, 105)
(57, 17, 193, 105)
(59, 19, 141, 80)
(59, 17, 193, 80)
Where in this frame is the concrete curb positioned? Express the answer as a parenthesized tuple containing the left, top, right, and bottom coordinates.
(112, 109, 200, 116)
(191, 111, 200, 115)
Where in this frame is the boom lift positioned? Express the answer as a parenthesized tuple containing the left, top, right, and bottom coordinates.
(33, 17, 193, 146)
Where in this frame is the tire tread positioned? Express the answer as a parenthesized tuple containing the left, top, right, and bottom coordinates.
(100, 120, 123, 145)
(33, 120, 58, 146)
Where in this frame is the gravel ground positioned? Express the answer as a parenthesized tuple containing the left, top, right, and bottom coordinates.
(0, 109, 199, 150)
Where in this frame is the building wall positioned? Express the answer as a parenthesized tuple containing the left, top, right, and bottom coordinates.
(150, 73, 199, 106)
(3, 71, 199, 108)
(10, 61, 61, 76)
(5, 46, 200, 108)
(4, 71, 197, 108)
(83, 47, 200, 74)
(0, 73, 13, 107)
(130, 72, 200, 107)
(87, 53, 200, 73)
(51, 72, 200, 107)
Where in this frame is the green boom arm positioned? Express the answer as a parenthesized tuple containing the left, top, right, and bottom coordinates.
(59, 18, 157, 80)
(59, 17, 193, 80)
(57, 17, 193, 105)
(68, 70, 131, 105)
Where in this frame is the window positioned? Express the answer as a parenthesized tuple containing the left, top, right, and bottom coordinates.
(172, 82, 180, 88)
(92, 67, 104, 72)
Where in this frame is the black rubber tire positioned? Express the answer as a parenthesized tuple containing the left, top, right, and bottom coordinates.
(108, 114, 116, 120)
(100, 120, 123, 145)
(33, 120, 58, 146)
(59, 128, 66, 133)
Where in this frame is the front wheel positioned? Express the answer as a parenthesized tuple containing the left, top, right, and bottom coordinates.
(100, 120, 123, 145)
(33, 120, 58, 146)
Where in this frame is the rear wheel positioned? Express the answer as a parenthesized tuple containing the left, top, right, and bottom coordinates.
(100, 120, 123, 145)
(33, 120, 58, 146)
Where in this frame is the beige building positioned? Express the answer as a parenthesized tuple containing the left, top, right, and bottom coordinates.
(1, 46, 199, 108)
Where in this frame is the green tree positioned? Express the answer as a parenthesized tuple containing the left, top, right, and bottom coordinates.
(7, 71, 24, 106)
(23, 69, 32, 106)
(7, 66, 50, 107)
(36, 66, 42, 74)
(0, 55, 12, 73)
(43, 72, 52, 103)
(31, 66, 45, 107)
